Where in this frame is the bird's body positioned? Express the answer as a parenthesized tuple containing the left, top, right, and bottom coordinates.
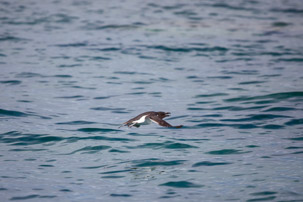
(131, 115, 152, 127)
(119, 111, 183, 128)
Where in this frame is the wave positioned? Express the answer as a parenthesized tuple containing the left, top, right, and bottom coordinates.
(0, 80, 22, 85)
(0, 109, 29, 117)
(206, 149, 250, 155)
(0, 131, 64, 145)
(159, 181, 203, 188)
(133, 160, 186, 167)
(224, 92, 303, 103)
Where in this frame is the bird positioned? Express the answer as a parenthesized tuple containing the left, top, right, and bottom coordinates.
(119, 111, 183, 128)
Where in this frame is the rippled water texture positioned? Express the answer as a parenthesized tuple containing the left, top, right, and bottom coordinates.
(1, 0, 303, 201)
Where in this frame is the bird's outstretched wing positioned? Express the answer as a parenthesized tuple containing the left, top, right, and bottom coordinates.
(149, 115, 183, 128)
(119, 112, 153, 128)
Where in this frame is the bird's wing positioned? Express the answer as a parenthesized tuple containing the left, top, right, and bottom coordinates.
(125, 112, 153, 123)
(121, 112, 154, 127)
(149, 115, 173, 127)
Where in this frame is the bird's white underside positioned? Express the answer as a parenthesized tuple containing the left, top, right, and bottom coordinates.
(133, 115, 153, 125)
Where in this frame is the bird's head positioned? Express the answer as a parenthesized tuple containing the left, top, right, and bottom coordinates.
(157, 112, 170, 119)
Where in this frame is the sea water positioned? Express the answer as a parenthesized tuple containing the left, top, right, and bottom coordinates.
(1, 0, 303, 201)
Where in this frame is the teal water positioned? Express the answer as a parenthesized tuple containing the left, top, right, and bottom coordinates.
(1, 0, 303, 201)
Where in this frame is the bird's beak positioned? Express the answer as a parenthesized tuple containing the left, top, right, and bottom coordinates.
(165, 112, 171, 117)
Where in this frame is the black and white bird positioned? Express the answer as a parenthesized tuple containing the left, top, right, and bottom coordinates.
(119, 111, 183, 128)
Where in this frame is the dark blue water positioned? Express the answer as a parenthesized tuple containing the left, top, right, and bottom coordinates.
(1, 0, 303, 201)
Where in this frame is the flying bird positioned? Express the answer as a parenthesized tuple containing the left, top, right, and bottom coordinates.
(119, 111, 183, 128)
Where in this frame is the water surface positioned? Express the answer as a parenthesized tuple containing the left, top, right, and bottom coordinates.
(1, 0, 303, 201)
